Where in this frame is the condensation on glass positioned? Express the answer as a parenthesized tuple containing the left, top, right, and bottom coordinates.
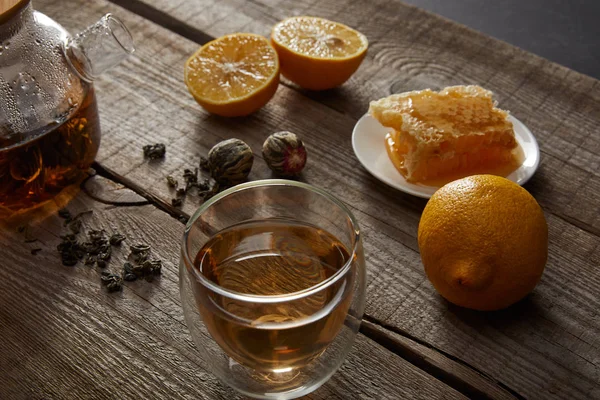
(0, 0, 134, 219)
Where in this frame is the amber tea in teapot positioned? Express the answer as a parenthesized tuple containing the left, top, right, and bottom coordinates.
(0, 0, 134, 218)
(0, 87, 100, 214)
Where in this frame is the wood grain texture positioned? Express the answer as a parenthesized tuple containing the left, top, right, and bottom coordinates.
(360, 319, 518, 400)
(33, 0, 600, 398)
(119, 0, 600, 234)
(0, 178, 466, 400)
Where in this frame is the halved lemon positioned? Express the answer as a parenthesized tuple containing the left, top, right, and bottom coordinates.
(271, 16, 368, 90)
(184, 33, 280, 117)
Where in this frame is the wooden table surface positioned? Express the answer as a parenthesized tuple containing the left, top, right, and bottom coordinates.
(2, 0, 600, 399)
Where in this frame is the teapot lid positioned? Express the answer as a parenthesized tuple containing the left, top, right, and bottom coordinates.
(0, 0, 29, 23)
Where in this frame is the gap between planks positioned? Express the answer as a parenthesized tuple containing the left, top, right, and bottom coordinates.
(99, 1, 531, 397)
(109, 0, 600, 243)
(94, 157, 520, 400)
(361, 316, 523, 400)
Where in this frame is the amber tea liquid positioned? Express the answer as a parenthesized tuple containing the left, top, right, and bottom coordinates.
(0, 87, 100, 216)
(192, 219, 354, 372)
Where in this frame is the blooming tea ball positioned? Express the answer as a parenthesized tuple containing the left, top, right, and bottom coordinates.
(262, 131, 307, 176)
(208, 139, 254, 185)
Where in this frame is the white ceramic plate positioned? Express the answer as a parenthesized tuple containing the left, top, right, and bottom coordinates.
(352, 114, 540, 198)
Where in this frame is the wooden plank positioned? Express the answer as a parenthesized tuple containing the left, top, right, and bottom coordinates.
(34, 0, 600, 399)
(112, 0, 600, 396)
(360, 319, 518, 400)
(0, 177, 465, 400)
(111, 0, 600, 235)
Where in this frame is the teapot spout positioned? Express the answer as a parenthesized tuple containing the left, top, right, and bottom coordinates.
(63, 14, 134, 82)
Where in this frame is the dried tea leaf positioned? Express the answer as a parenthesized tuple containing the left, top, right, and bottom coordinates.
(107, 280, 122, 292)
(166, 175, 178, 188)
(124, 273, 137, 282)
(100, 272, 122, 292)
(143, 259, 162, 276)
(129, 244, 151, 264)
(57, 234, 85, 266)
(143, 143, 166, 160)
(123, 261, 137, 281)
(109, 233, 126, 246)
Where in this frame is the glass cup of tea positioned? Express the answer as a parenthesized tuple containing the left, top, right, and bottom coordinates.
(180, 179, 366, 399)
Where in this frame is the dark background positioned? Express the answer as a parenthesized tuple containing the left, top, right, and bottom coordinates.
(403, 0, 600, 79)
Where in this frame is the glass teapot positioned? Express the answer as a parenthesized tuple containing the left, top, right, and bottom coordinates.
(0, 0, 134, 218)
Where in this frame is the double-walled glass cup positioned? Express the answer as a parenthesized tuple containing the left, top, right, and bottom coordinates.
(180, 180, 366, 399)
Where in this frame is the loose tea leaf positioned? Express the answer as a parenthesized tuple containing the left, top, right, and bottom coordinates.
(134, 259, 163, 282)
(129, 244, 151, 263)
(123, 262, 137, 281)
(96, 250, 111, 268)
(131, 252, 148, 264)
(132, 263, 145, 276)
(107, 281, 122, 292)
(100, 272, 123, 292)
(183, 168, 198, 183)
(80, 230, 112, 268)
(31, 248, 42, 255)
(166, 155, 223, 209)
(54, 217, 161, 291)
(166, 175, 178, 188)
(143, 259, 162, 275)
(143, 143, 166, 160)
(123, 261, 133, 273)
(125, 245, 163, 281)
(109, 233, 126, 246)
(183, 168, 200, 192)
(57, 234, 85, 266)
